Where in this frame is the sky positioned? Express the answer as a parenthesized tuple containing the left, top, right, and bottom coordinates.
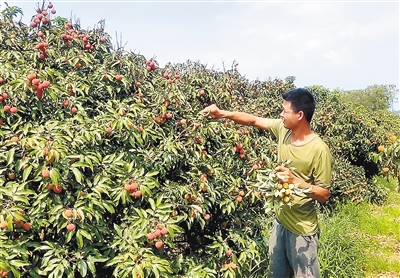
(2, 0, 400, 108)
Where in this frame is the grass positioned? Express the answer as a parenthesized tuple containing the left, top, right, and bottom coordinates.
(362, 192, 400, 277)
(319, 177, 400, 278)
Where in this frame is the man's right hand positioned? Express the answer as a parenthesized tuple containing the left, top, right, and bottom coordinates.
(201, 104, 224, 119)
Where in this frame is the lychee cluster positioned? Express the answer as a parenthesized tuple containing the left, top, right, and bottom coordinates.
(29, 2, 56, 28)
(235, 143, 245, 159)
(273, 182, 296, 204)
(154, 112, 173, 126)
(1, 92, 18, 115)
(146, 60, 157, 71)
(124, 180, 142, 199)
(60, 22, 97, 52)
(34, 42, 49, 60)
(27, 73, 51, 99)
(162, 71, 180, 84)
(147, 224, 169, 249)
(0, 210, 31, 232)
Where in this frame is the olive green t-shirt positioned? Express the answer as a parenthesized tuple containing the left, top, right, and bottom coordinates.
(266, 119, 332, 236)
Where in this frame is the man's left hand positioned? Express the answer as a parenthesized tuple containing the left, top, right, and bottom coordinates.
(275, 165, 294, 184)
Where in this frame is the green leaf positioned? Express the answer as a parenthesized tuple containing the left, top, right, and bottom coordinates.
(7, 147, 15, 166)
(105, 257, 121, 267)
(75, 230, 83, 248)
(71, 168, 83, 184)
(79, 229, 92, 240)
(55, 264, 64, 278)
(10, 260, 30, 267)
(103, 201, 115, 213)
(5, 214, 14, 231)
(65, 230, 73, 243)
(152, 264, 160, 278)
(71, 161, 92, 168)
(86, 257, 96, 275)
(48, 89, 57, 100)
(133, 132, 143, 145)
(149, 198, 156, 211)
(50, 168, 61, 186)
(114, 224, 123, 238)
(12, 195, 29, 204)
(77, 260, 87, 277)
(11, 268, 21, 278)
(22, 165, 33, 181)
(33, 245, 53, 252)
(41, 259, 59, 272)
(145, 170, 159, 177)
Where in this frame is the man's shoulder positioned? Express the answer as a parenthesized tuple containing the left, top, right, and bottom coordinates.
(266, 119, 286, 133)
(265, 118, 283, 126)
(310, 136, 332, 159)
(312, 135, 330, 149)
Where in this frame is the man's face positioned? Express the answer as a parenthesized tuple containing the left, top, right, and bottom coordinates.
(279, 100, 299, 129)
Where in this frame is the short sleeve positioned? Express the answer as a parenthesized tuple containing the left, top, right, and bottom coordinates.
(313, 145, 332, 187)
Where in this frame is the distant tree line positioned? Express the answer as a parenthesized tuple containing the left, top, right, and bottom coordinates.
(337, 84, 398, 112)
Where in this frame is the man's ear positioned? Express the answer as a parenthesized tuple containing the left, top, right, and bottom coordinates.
(298, 111, 304, 121)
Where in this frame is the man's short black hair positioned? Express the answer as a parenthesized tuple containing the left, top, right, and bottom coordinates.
(283, 88, 316, 123)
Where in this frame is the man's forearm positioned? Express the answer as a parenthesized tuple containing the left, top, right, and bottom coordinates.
(221, 111, 258, 126)
(293, 176, 331, 203)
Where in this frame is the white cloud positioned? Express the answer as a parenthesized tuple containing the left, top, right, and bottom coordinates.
(307, 39, 321, 49)
(324, 51, 341, 64)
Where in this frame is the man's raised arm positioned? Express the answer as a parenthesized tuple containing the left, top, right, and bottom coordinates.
(201, 104, 270, 130)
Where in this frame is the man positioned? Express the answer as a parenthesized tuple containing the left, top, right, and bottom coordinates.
(201, 88, 332, 278)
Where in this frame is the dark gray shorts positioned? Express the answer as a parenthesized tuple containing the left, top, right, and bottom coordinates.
(268, 219, 320, 278)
